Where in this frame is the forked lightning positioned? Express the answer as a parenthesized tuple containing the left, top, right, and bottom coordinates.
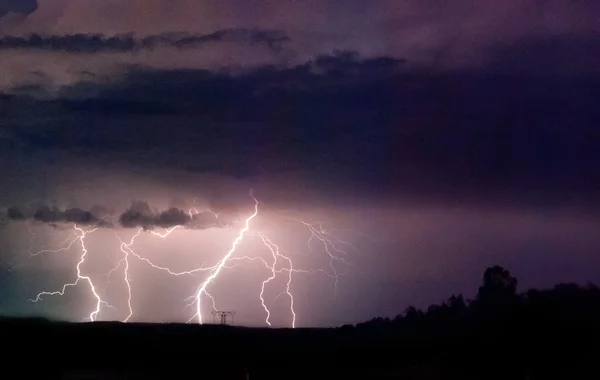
(22, 190, 359, 327)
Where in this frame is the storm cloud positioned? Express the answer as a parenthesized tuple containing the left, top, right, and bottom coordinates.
(2, 202, 226, 231)
(118, 201, 223, 230)
(6, 207, 24, 220)
(2, 45, 600, 212)
(1, 0, 600, 326)
(2, 204, 111, 227)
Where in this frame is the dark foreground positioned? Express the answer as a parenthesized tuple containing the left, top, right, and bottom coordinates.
(2, 266, 600, 379)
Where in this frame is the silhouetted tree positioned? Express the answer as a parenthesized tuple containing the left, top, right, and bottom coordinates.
(477, 265, 518, 301)
(446, 294, 467, 312)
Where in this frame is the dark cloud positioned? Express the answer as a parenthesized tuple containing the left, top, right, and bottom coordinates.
(118, 200, 155, 229)
(154, 208, 190, 229)
(189, 211, 222, 229)
(89, 204, 112, 219)
(3, 201, 229, 230)
(6, 207, 24, 220)
(118, 201, 225, 230)
(171, 28, 290, 53)
(4, 201, 231, 230)
(33, 205, 109, 227)
(3, 205, 111, 227)
(1, 43, 600, 213)
(119, 201, 186, 230)
(0, 28, 289, 53)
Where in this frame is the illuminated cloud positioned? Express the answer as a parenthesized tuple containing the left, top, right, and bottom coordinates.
(118, 201, 225, 230)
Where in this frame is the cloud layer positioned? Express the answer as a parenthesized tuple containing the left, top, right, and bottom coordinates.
(1, 0, 599, 212)
(118, 200, 225, 230)
(1, 0, 599, 93)
(0, 29, 289, 53)
(1, 205, 110, 227)
(1, 202, 232, 230)
(2, 47, 599, 213)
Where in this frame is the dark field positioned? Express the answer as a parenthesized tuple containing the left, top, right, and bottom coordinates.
(2, 266, 600, 379)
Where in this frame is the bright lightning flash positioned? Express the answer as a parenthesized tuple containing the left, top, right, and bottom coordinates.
(21, 190, 361, 327)
(186, 190, 260, 324)
(257, 232, 296, 327)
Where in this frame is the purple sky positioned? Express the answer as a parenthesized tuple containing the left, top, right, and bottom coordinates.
(0, 0, 599, 327)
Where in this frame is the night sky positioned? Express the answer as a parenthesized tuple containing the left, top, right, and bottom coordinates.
(1, 0, 599, 327)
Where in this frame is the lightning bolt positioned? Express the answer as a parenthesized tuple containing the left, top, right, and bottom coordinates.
(113, 233, 135, 322)
(266, 213, 359, 295)
(257, 232, 296, 328)
(29, 230, 80, 257)
(19, 190, 362, 327)
(187, 190, 260, 324)
(29, 225, 114, 322)
(302, 220, 359, 295)
(111, 219, 268, 323)
(113, 226, 191, 322)
(5, 223, 75, 272)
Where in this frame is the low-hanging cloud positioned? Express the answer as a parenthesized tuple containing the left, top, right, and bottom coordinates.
(1, 201, 228, 230)
(34, 205, 102, 225)
(118, 200, 224, 230)
(6, 207, 25, 220)
(118, 201, 189, 230)
(2, 204, 111, 227)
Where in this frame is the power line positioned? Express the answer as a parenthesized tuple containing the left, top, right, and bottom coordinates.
(211, 310, 235, 325)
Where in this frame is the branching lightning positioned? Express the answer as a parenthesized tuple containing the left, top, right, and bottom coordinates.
(29, 225, 114, 322)
(18, 190, 362, 327)
(257, 232, 296, 327)
(186, 190, 260, 324)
